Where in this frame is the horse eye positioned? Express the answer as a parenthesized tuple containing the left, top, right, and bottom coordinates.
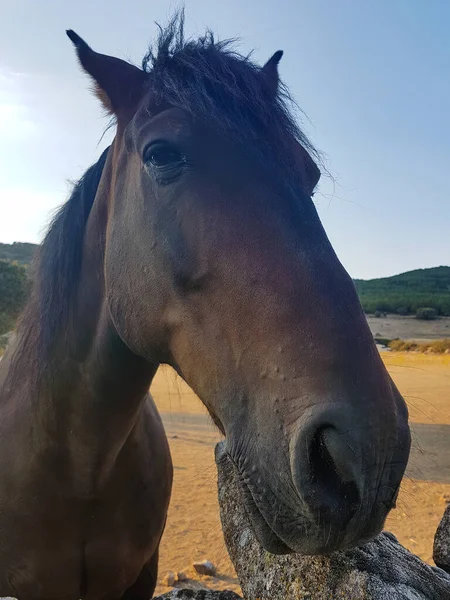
(144, 142, 184, 168)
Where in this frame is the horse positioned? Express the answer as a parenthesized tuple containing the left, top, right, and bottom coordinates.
(0, 15, 411, 600)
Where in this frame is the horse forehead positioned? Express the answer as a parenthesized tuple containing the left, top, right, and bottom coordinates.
(128, 104, 193, 145)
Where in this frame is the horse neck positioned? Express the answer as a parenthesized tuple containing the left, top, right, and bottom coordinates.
(9, 156, 157, 493)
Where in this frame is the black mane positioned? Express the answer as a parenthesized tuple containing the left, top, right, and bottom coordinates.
(8, 146, 110, 385)
(142, 12, 318, 174)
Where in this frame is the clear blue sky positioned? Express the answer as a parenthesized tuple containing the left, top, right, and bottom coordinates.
(1, 1, 449, 279)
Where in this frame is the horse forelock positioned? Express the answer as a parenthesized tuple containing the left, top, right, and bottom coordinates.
(140, 12, 320, 180)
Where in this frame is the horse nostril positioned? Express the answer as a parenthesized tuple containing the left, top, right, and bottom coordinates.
(301, 426, 361, 525)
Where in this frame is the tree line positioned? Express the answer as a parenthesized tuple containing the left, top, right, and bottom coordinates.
(1, 246, 449, 339)
(354, 266, 450, 316)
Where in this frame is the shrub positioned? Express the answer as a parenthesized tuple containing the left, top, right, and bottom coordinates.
(427, 339, 450, 353)
(416, 307, 438, 320)
(0, 313, 15, 335)
(388, 338, 450, 353)
(388, 339, 418, 352)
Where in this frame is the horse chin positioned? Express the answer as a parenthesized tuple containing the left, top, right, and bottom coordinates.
(238, 472, 386, 555)
(232, 459, 361, 556)
(235, 475, 293, 555)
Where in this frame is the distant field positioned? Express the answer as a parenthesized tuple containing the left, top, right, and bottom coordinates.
(366, 314, 450, 342)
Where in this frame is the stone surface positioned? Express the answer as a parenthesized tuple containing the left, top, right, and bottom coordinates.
(434, 502, 450, 573)
(193, 560, 217, 576)
(215, 441, 450, 600)
(154, 591, 241, 599)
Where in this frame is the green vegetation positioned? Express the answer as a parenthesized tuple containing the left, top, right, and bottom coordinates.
(0, 242, 37, 337)
(0, 239, 449, 344)
(0, 260, 29, 335)
(354, 266, 450, 315)
(0, 334, 8, 357)
(0, 242, 37, 265)
(416, 307, 438, 320)
(388, 338, 450, 353)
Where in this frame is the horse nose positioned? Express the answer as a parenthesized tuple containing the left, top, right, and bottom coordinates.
(291, 416, 364, 527)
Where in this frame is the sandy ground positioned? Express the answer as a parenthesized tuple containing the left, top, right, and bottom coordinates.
(151, 353, 450, 595)
(382, 353, 450, 562)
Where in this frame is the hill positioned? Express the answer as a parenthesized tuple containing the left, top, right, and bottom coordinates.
(354, 266, 450, 315)
(0, 242, 449, 317)
(0, 242, 38, 265)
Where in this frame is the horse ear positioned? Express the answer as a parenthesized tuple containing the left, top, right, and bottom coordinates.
(66, 30, 147, 115)
(262, 50, 320, 194)
(261, 50, 283, 96)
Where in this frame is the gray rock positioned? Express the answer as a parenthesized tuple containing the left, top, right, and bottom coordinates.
(193, 560, 216, 576)
(434, 502, 450, 573)
(153, 591, 241, 599)
(215, 441, 450, 600)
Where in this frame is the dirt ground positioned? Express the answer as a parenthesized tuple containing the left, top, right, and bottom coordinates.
(366, 314, 450, 341)
(151, 353, 450, 595)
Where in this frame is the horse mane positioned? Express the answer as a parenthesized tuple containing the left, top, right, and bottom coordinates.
(7, 146, 110, 387)
(142, 12, 319, 183)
